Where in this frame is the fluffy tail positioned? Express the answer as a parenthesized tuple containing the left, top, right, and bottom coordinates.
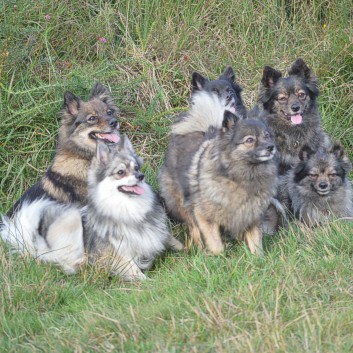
(172, 92, 226, 135)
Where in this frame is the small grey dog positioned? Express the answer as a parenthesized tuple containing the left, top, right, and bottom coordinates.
(160, 111, 277, 255)
(278, 143, 353, 226)
(83, 136, 183, 281)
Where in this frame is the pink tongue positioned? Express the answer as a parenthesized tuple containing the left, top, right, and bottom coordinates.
(100, 133, 120, 143)
(226, 106, 236, 114)
(291, 115, 302, 125)
(123, 185, 144, 195)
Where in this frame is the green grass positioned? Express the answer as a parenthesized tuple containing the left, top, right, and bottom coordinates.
(0, 0, 352, 352)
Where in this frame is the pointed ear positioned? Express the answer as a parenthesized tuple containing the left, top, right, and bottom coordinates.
(96, 140, 110, 165)
(222, 111, 239, 131)
(191, 72, 208, 91)
(119, 134, 134, 153)
(90, 83, 110, 102)
(330, 142, 345, 159)
(288, 58, 311, 78)
(330, 142, 352, 171)
(288, 58, 319, 96)
(299, 144, 315, 161)
(261, 66, 282, 88)
(219, 66, 235, 83)
(63, 91, 81, 117)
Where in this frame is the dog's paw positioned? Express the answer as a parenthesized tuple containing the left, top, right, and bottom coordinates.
(121, 271, 147, 282)
(168, 236, 184, 251)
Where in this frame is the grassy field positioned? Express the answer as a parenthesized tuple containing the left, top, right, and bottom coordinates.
(1, 0, 353, 352)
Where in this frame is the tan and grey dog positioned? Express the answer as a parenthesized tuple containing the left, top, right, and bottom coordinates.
(158, 67, 246, 230)
(7, 83, 120, 214)
(278, 143, 353, 226)
(1, 84, 120, 273)
(160, 110, 278, 255)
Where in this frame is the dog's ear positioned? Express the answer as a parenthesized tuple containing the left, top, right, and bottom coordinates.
(288, 58, 311, 78)
(63, 91, 81, 117)
(299, 144, 315, 161)
(288, 58, 319, 96)
(219, 66, 235, 83)
(90, 83, 112, 102)
(330, 142, 345, 159)
(119, 134, 134, 153)
(294, 145, 315, 183)
(330, 142, 352, 173)
(119, 135, 144, 166)
(96, 140, 110, 165)
(191, 72, 208, 91)
(222, 111, 239, 131)
(261, 66, 282, 88)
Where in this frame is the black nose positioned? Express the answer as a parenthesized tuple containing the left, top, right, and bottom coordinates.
(109, 118, 118, 128)
(135, 173, 144, 182)
(291, 103, 300, 113)
(267, 144, 274, 152)
(318, 182, 328, 189)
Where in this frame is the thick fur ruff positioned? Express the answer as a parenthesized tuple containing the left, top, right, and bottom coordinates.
(251, 58, 330, 175)
(278, 143, 353, 226)
(1, 199, 84, 274)
(159, 67, 247, 223)
(160, 110, 278, 255)
(84, 137, 183, 281)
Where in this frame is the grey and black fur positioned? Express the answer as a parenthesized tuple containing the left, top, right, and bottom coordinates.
(83, 137, 183, 281)
(160, 110, 278, 255)
(278, 143, 353, 226)
(159, 67, 246, 224)
(252, 58, 330, 175)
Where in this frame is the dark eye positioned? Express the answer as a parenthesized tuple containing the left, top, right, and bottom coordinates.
(278, 96, 287, 102)
(298, 92, 306, 99)
(308, 173, 318, 178)
(264, 131, 270, 138)
(328, 173, 337, 178)
(134, 165, 139, 171)
(212, 88, 219, 94)
(88, 115, 97, 122)
(227, 88, 234, 95)
(117, 170, 124, 176)
(245, 137, 255, 144)
(107, 109, 113, 116)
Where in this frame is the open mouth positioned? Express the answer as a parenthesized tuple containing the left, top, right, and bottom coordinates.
(316, 189, 330, 196)
(225, 98, 237, 115)
(89, 132, 120, 143)
(226, 102, 236, 115)
(256, 153, 275, 162)
(118, 185, 144, 195)
(281, 111, 303, 125)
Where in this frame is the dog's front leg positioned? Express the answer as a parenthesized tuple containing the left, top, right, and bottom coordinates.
(193, 208, 223, 255)
(244, 223, 263, 255)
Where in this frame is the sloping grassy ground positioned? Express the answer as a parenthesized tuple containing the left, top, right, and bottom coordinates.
(0, 1, 352, 352)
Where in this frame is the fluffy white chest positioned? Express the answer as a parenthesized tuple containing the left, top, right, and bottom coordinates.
(91, 178, 154, 223)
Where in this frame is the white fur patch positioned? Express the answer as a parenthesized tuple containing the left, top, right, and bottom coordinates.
(172, 91, 226, 135)
(91, 178, 154, 224)
(1, 199, 84, 274)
